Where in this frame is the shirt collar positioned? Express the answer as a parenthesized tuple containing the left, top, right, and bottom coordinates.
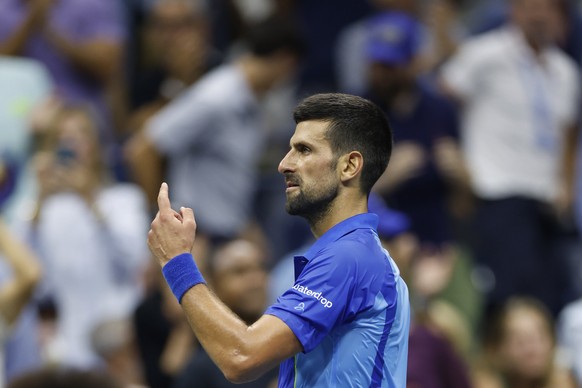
(300, 213, 379, 262)
(505, 25, 553, 63)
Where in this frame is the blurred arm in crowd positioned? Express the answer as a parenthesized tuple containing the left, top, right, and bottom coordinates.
(0, 218, 41, 328)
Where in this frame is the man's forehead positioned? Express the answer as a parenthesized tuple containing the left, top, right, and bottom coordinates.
(291, 120, 330, 143)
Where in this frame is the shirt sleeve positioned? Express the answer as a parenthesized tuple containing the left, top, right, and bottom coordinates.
(146, 89, 217, 155)
(97, 184, 150, 277)
(440, 38, 487, 101)
(562, 62, 581, 126)
(265, 241, 376, 353)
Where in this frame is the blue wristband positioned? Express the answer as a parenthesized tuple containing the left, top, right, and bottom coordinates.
(162, 253, 206, 303)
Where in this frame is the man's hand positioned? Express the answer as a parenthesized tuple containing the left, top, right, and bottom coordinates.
(148, 183, 197, 267)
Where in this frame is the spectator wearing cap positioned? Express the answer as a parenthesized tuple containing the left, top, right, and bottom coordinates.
(335, 3, 424, 97)
(334, 0, 466, 96)
(364, 11, 471, 256)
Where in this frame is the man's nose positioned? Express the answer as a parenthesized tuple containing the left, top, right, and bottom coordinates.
(278, 150, 294, 174)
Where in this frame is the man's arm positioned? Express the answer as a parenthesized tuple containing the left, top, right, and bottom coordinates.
(0, 0, 52, 56)
(148, 183, 302, 383)
(181, 286, 302, 383)
(556, 123, 580, 218)
(45, 31, 122, 83)
(0, 220, 42, 326)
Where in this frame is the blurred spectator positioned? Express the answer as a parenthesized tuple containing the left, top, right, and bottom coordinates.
(7, 367, 122, 388)
(90, 318, 146, 388)
(420, 0, 467, 71)
(0, 55, 52, 383)
(133, 262, 197, 388)
(407, 322, 472, 388)
(556, 297, 582, 386)
(29, 105, 150, 369)
(335, 0, 421, 96)
(364, 11, 471, 250)
(439, 0, 581, 316)
(129, 0, 221, 111)
(0, 0, 127, 144)
(125, 16, 304, 264)
(277, 0, 374, 93)
(577, 128, 582, 246)
(335, 0, 467, 96)
(0, 55, 53, 224)
(466, 0, 582, 67)
(473, 297, 576, 388)
(0, 218, 42, 386)
(174, 238, 277, 388)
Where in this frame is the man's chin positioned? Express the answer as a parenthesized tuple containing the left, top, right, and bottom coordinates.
(285, 201, 303, 216)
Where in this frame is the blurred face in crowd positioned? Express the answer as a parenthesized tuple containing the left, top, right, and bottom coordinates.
(151, 0, 204, 44)
(149, 0, 209, 79)
(53, 110, 100, 169)
(278, 121, 340, 220)
(368, 61, 416, 104)
(369, 0, 418, 13)
(498, 305, 554, 381)
(511, 0, 562, 49)
(211, 240, 268, 324)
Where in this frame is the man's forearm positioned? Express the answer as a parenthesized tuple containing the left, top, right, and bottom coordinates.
(0, 221, 42, 324)
(179, 284, 299, 383)
(0, 12, 38, 56)
(562, 124, 579, 203)
(47, 31, 121, 82)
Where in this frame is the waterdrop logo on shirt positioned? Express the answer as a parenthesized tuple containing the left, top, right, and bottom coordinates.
(292, 284, 334, 308)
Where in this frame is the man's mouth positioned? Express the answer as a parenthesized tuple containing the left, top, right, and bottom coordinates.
(285, 178, 300, 192)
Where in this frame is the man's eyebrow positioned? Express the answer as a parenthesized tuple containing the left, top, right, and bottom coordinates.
(289, 139, 315, 149)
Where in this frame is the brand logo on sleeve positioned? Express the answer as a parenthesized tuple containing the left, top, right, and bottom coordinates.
(292, 284, 334, 308)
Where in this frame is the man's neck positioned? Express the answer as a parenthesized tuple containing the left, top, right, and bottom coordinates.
(309, 195, 368, 238)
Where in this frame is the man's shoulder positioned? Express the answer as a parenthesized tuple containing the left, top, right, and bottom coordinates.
(167, 64, 250, 117)
(314, 231, 388, 274)
(547, 48, 581, 83)
(456, 26, 511, 59)
(190, 65, 246, 100)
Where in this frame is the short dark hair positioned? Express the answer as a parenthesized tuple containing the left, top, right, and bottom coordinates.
(293, 93, 393, 194)
(245, 16, 305, 58)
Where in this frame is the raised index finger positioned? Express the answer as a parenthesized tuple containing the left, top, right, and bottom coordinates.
(157, 182, 172, 211)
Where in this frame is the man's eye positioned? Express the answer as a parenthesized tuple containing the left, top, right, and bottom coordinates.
(299, 146, 311, 154)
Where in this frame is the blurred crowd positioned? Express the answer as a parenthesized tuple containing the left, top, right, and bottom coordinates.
(1, 0, 582, 387)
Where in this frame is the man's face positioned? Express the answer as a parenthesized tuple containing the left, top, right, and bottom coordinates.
(212, 241, 268, 323)
(368, 61, 413, 102)
(151, 1, 201, 46)
(511, 0, 561, 47)
(499, 308, 554, 380)
(278, 120, 340, 218)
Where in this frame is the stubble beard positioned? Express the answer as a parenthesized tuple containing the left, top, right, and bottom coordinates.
(285, 182, 338, 227)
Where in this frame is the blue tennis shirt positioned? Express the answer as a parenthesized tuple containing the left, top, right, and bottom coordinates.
(266, 213, 410, 387)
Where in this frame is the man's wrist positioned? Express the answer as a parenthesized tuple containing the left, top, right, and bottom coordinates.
(162, 252, 206, 303)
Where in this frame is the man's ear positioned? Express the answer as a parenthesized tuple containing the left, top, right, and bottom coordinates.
(339, 151, 363, 184)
